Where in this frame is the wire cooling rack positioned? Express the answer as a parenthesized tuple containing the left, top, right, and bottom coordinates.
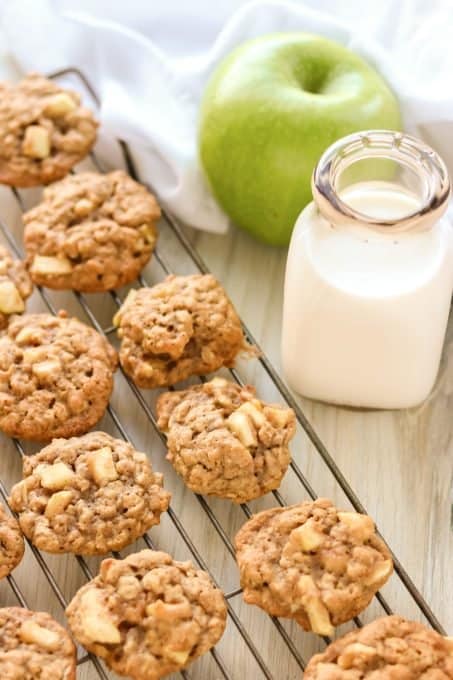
(0, 68, 447, 680)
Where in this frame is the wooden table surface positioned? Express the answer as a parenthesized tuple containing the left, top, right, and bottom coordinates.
(0, 51, 451, 680)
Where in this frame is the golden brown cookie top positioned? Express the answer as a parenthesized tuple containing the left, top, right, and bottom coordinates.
(24, 171, 160, 292)
(9, 431, 170, 555)
(304, 615, 453, 678)
(0, 607, 76, 680)
(235, 498, 393, 635)
(0, 503, 24, 579)
(66, 549, 227, 680)
(0, 312, 117, 441)
(0, 245, 33, 329)
(0, 73, 98, 187)
(114, 274, 252, 388)
(157, 377, 295, 503)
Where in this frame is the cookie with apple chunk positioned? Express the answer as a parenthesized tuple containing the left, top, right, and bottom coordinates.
(157, 377, 295, 503)
(0, 312, 117, 441)
(235, 499, 393, 636)
(0, 607, 76, 680)
(0, 245, 33, 329)
(9, 431, 170, 555)
(65, 550, 227, 679)
(304, 615, 453, 678)
(23, 171, 160, 292)
(113, 273, 254, 388)
(0, 73, 98, 187)
(0, 503, 24, 579)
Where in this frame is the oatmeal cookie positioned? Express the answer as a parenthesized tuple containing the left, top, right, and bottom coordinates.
(0, 312, 117, 441)
(9, 432, 170, 555)
(304, 615, 453, 678)
(66, 549, 227, 679)
(0, 73, 98, 187)
(235, 498, 393, 635)
(157, 377, 295, 503)
(0, 245, 33, 330)
(0, 606, 76, 679)
(0, 503, 24, 579)
(114, 274, 252, 388)
(24, 171, 160, 292)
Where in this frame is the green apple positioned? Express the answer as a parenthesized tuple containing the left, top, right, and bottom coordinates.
(199, 33, 402, 246)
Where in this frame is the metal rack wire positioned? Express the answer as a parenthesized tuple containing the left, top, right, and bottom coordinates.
(0, 68, 446, 679)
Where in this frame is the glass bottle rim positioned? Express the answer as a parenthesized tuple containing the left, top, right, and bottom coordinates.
(311, 130, 451, 234)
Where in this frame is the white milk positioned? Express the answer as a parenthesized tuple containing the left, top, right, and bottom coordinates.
(282, 181, 453, 409)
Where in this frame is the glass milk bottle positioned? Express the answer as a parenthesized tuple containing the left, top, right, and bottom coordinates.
(282, 130, 452, 409)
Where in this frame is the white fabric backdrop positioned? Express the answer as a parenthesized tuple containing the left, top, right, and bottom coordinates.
(1, 0, 452, 233)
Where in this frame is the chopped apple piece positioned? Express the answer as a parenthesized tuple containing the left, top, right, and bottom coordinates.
(227, 410, 257, 447)
(23, 347, 47, 364)
(338, 642, 377, 669)
(0, 281, 24, 314)
(139, 363, 154, 378)
(19, 620, 60, 650)
(45, 490, 73, 518)
(22, 125, 50, 159)
(167, 650, 189, 665)
(74, 198, 93, 215)
(237, 401, 266, 427)
(31, 255, 73, 275)
(16, 327, 42, 345)
(337, 512, 375, 543)
(44, 93, 76, 117)
(79, 588, 121, 644)
(37, 462, 75, 490)
(145, 600, 192, 621)
(138, 224, 156, 245)
(32, 359, 61, 380)
(209, 377, 228, 387)
(265, 406, 293, 428)
(298, 574, 334, 636)
(292, 520, 325, 552)
(363, 559, 393, 586)
(87, 447, 118, 486)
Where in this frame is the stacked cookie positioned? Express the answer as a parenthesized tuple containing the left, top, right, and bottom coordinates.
(0, 72, 450, 680)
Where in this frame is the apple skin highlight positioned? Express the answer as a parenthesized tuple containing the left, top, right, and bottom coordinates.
(198, 33, 402, 247)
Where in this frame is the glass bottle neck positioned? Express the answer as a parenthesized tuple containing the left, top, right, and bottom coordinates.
(311, 130, 451, 234)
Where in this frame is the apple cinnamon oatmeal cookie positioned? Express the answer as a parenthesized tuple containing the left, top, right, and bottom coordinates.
(114, 274, 253, 388)
(0, 503, 24, 579)
(66, 550, 227, 679)
(235, 498, 393, 635)
(157, 377, 295, 503)
(0, 245, 33, 329)
(0, 73, 98, 187)
(0, 607, 76, 680)
(24, 171, 160, 292)
(9, 432, 170, 555)
(304, 615, 453, 678)
(0, 312, 117, 441)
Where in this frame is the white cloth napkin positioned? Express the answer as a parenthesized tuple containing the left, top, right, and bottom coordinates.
(1, 0, 453, 234)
